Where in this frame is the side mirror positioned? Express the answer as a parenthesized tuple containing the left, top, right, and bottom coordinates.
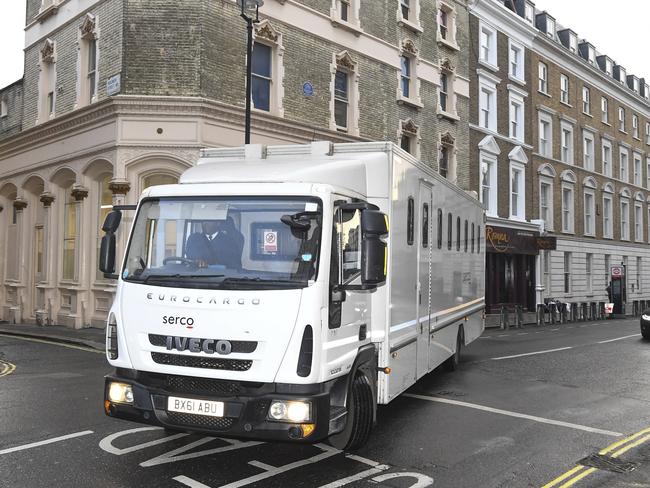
(102, 210, 122, 233)
(361, 210, 388, 287)
(99, 233, 117, 275)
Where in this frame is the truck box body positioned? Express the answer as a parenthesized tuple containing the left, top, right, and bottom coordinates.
(102, 142, 485, 448)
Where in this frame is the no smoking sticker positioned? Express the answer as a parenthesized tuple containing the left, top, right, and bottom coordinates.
(264, 231, 278, 253)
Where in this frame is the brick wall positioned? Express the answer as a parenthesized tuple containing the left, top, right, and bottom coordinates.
(0, 81, 24, 140)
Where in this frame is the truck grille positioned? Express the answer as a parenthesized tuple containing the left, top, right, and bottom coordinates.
(148, 334, 257, 353)
(166, 375, 242, 396)
(151, 352, 252, 371)
(166, 411, 236, 431)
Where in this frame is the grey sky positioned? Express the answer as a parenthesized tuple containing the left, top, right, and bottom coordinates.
(0, 1, 649, 89)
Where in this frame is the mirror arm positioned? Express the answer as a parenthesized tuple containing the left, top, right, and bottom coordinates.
(113, 205, 137, 211)
(103, 273, 119, 280)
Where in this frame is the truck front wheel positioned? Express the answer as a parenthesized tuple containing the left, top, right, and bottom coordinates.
(327, 372, 374, 451)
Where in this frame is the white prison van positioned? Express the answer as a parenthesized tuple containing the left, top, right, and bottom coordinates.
(100, 141, 485, 450)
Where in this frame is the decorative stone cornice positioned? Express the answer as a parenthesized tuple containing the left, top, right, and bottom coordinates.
(401, 39, 418, 56)
(401, 119, 419, 135)
(108, 180, 130, 195)
(440, 132, 455, 146)
(440, 58, 455, 73)
(80, 13, 97, 39)
(13, 198, 28, 211)
(71, 185, 89, 201)
(39, 192, 55, 207)
(255, 21, 279, 43)
(336, 51, 356, 71)
(41, 39, 55, 64)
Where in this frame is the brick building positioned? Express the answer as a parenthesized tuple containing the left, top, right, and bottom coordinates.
(470, 0, 650, 317)
(0, 0, 470, 328)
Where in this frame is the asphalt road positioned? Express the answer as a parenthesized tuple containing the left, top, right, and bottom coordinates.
(1, 318, 650, 488)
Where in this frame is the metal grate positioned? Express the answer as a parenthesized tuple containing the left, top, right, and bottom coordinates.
(148, 334, 257, 353)
(152, 352, 252, 371)
(166, 411, 236, 431)
(165, 375, 242, 396)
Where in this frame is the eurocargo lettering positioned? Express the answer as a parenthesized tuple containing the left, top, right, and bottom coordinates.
(99, 141, 486, 450)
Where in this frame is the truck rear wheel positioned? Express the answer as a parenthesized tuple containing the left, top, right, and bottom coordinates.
(443, 326, 463, 372)
(327, 372, 374, 451)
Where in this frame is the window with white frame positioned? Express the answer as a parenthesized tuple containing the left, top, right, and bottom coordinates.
(538, 62, 548, 93)
(399, 119, 419, 157)
(620, 147, 629, 182)
(330, 52, 359, 135)
(584, 190, 595, 236)
(439, 72, 449, 112)
(480, 154, 498, 216)
(525, 2, 534, 23)
(437, 2, 457, 46)
(586, 253, 593, 293)
(510, 163, 525, 220)
(332, 0, 359, 25)
(621, 198, 630, 240)
(62, 189, 78, 281)
(635, 201, 643, 241)
(647, 157, 650, 189)
(509, 40, 524, 82)
(562, 185, 575, 233)
(564, 252, 571, 293)
(560, 74, 569, 104)
(646, 122, 650, 145)
(637, 256, 642, 291)
(561, 122, 573, 163)
(538, 112, 552, 157)
(398, 0, 420, 29)
(479, 22, 497, 68)
(77, 14, 98, 108)
(0, 97, 7, 117)
(601, 97, 609, 124)
(583, 130, 594, 171)
(540, 180, 554, 230)
(634, 154, 642, 186)
(603, 193, 613, 238)
(582, 86, 591, 114)
(633, 114, 640, 139)
(602, 140, 612, 177)
(509, 92, 524, 142)
(38, 39, 56, 122)
(251, 22, 284, 116)
(479, 77, 497, 131)
(400, 55, 412, 98)
(619, 107, 626, 132)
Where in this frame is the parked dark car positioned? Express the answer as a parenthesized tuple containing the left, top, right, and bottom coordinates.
(641, 309, 650, 340)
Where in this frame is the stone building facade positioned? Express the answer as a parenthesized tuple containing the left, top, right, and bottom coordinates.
(470, 0, 650, 316)
(0, 0, 470, 328)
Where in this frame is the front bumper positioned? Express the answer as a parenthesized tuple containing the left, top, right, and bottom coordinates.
(103, 369, 335, 443)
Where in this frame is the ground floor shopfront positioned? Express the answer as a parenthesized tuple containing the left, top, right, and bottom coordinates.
(0, 96, 357, 329)
(484, 216, 650, 316)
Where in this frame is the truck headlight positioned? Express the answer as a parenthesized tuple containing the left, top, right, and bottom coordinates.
(108, 382, 134, 404)
(268, 400, 311, 422)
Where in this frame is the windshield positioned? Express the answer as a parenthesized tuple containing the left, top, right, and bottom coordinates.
(122, 196, 322, 289)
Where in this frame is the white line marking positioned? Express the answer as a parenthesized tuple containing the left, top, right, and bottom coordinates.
(498, 334, 508, 337)
(551, 328, 560, 331)
(99, 427, 188, 456)
(248, 460, 275, 471)
(598, 334, 641, 344)
(141, 437, 261, 467)
(173, 476, 211, 488)
(491, 347, 572, 361)
(517, 333, 528, 336)
(403, 394, 622, 437)
(318, 465, 390, 488)
(0, 430, 94, 455)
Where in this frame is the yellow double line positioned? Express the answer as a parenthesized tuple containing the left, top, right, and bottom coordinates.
(542, 426, 650, 488)
(0, 359, 16, 377)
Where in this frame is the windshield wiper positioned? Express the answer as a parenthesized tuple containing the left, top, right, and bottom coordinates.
(141, 274, 224, 284)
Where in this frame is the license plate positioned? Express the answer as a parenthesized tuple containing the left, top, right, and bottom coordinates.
(167, 396, 224, 417)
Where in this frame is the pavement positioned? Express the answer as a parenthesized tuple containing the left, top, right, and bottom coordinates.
(0, 322, 105, 351)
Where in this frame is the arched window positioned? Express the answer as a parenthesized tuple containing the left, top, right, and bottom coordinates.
(96, 175, 112, 281)
(63, 189, 78, 280)
(142, 174, 178, 189)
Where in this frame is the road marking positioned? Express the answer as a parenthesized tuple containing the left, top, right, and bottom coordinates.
(0, 430, 94, 455)
(491, 347, 573, 361)
(0, 359, 16, 377)
(175, 444, 340, 488)
(403, 394, 622, 437)
(0, 333, 102, 354)
(543, 426, 650, 487)
(597, 333, 641, 344)
(318, 465, 390, 488)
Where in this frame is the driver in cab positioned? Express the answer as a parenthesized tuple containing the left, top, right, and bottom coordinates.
(185, 218, 244, 270)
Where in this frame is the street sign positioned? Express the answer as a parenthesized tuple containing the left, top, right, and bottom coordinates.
(107, 74, 121, 96)
(611, 266, 624, 277)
